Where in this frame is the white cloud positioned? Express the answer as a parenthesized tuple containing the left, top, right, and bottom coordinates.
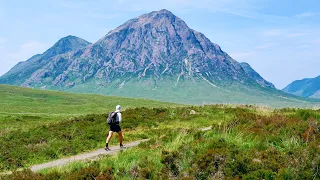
(261, 29, 285, 37)
(9, 41, 50, 62)
(261, 29, 307, 38)
(287, 33, 306, 38)
(0, 41, 50, 75)
(255, 43, 275, 50)
(58, 0, 286, 22)
(0, 38, 6, 44)
(312, 39, 320, 44)
(86, 12, 120, 20)
(59, 1, 87, 9)
(0, 37, 6, 46)
(296, 39, 320, 49)
(0, 38, 6, 50)
(295, 12, 319, 18)
(229, 51, 256, 61)
(111, 0, 261, 16)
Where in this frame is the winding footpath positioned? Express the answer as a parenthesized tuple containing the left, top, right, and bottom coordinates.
(30, 139, 149, 172)
(1, 126, 211, 175)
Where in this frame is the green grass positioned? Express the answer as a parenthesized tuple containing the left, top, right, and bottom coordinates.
(0, 84, 179, 114)
(2, 105, 320, 179)
(1, 85, 320, 179)
(0, 84, 180, 132)
(66, 77, 320, 108)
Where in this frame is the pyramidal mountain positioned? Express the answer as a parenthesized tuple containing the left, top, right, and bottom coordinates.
(283, 75, 320, 99)
(0, 9, 314, 106)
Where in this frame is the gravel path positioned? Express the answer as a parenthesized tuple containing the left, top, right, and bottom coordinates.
(30, 139, 149, 172)
(0, 126, 212, 174)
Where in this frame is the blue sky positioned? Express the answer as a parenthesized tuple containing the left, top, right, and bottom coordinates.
(0, 0, 319, 89)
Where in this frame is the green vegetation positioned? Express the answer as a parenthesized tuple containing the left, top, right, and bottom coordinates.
(1, 104, 320, 179)
(0, 84, 179, 132)
(67, 77, 320, 108)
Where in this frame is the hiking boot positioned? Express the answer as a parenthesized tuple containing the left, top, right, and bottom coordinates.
(104, 147, 111, 151)
(120, 145, 126, 149)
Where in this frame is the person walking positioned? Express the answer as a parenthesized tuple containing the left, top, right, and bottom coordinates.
(105, 105, 124, 151)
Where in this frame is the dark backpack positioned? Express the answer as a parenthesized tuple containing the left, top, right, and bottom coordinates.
(107, 112, 118, 125)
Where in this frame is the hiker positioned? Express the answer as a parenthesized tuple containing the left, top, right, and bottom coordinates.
(105, 105, 124, 151)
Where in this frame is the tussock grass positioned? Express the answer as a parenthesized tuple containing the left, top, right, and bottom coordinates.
(1, 103, 320, 179)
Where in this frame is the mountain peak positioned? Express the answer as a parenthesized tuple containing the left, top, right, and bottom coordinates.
(100, 9, 188, 44)
(141, 9, 177, 21)
(151, 9, 175, 16)
(1, 10, 279, 105)
(57, 35, 81, 42)
(42, 35, 91, 59)
(52, 35, 90, 49)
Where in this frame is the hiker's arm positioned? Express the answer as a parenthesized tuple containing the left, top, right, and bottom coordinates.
(118, 113, 122, 123)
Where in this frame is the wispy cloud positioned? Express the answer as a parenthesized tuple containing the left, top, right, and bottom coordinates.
(255, 43, 275, 50)
(296, 39, 320, 49)
(312, 39, 320, 44)
(287, 33, 306, 38)
(111, 0, 263, 17)
(59, 1, 87, 9)
(261, 29, 307, 38)
(58, 0, 287, 23)
(0, 5, 4, 17)
(230, 51, 256, 60)
(295, 12, 319, 18)
(9, 41, 50, 61)
(0, 38, 6, 45)
(0, 38, 6, 49)
(86, 12, 121, 20)
(262, 29, 285, 37)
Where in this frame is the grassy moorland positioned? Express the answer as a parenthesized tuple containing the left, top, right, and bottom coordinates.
(67, 78, 320, 108)
(0, 85, 179, 172)
(0, 84, 179, 132)
(2, 104, 320, 179)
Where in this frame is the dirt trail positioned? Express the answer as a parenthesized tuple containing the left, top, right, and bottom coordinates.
(1, 126, 212, 174)
(30, 139, 149, 172)
(30, 126, 211, 172)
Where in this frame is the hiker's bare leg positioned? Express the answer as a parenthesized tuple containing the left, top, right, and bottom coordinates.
(106, 131, 113, 143)
(118, 131, 123, 144)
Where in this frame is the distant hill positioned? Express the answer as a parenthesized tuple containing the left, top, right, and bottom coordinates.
(283, 75, 320, 99)
(0, 35, 91, 86)
(0, 9, 319, 107)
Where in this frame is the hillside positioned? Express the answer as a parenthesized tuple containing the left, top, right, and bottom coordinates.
(0, 36, 91, 86)
(0, 9, 311, 107)
(0, 84, 178, 114)
(283, 75, 320, 99)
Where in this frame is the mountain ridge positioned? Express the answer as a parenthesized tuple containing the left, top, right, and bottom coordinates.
(0, 35, 91, 85)
(1, 9, 316, 106)
(283, 75, 320, 98)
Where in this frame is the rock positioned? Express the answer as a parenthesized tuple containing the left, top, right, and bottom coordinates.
(190, 110, 196, 115)
(252, 158, 262, 163)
